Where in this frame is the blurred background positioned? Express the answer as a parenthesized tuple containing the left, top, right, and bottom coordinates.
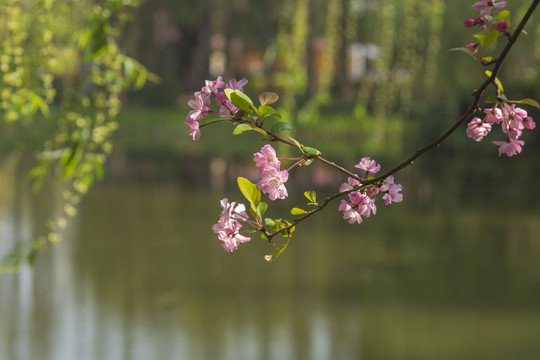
(1, 0, 540, 359)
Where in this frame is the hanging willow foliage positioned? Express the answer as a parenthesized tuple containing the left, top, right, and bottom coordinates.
(269, 0, 447, 153)
(273, 0, 310, 121)
(423, 0, 445, 92)
(395, 0, 422, 118)
(0, 0, 155, 273)
(299, 0, 343, 124)
(352, 0, 445, 150)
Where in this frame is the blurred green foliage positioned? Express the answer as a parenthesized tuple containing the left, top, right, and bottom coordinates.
(0, 0, 155, 272)
(123, 0, 539, 152)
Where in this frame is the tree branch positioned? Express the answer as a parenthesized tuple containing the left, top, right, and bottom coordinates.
(264, 0, 539, 239)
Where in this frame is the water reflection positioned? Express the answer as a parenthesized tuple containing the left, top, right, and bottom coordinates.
(1, 175, 540, 359)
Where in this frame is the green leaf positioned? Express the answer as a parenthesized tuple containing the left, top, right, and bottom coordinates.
(251, 126, 268, 137)
(123, 56, 159, 90)
(232, 123, 267, 137)
(76, 28, 92, 49)
(257, 202, 268, 217)
(485, 70, 505, 95)
(264, 243, 288, 262)
(303, 146, 321, 157)
(258, 105, 274, 117)
(271, 122, 296, 133)
(473, 33, 485, 46)
(89, 24, 108, 59)
(26, 165, 47, 193)
(449, 47, 478, 60)
(474, 29, 499, 48)
(304, 191, 317, 205)
(225, 89, 254, 114)
(288, 137, 303, 150)
(264, 218, 276, 228)
(60, 141, 83, 177)
(258, 105, 281, 119)
(28, 92, 50, 116)
(237, 177, 261, 211)
(259, 92, 279, 106)
(232, 123, 253, 135)
(134, 65, 148, 90)
(508, 98, 540, 109)
(291, 207, 307, 215)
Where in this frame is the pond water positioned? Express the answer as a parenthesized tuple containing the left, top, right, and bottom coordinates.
(1, 161, 540, 360)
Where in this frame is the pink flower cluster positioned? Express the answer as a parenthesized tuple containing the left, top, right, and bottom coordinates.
(212, 198, 251, 252)
(185, 76, 248, 142)
(338, 158, 403, 224)
(464, 0, 508, 54)
(466, 103, 536, 156)
(254, 144, 289, 200)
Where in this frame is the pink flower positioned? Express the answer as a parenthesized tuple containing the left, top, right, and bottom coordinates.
(338, 190, 377, 224)
(257, 167, 289, 200)
(185, 91, 211, 142)
(218, 198, 249, 223)
(214, 92, 239, 118)
(464, 17, 486, 29)
(184, 113, 202, 142)
(184, 77, 250, 141)
(350, 191, 377, 218)
(219, 103, 238, 117)
(201, 76, 226, 95)
(380, 176, 403, 205)
(188, 126, 200, 142)
(186, 94, 209, 121)
(187, 92, 209, 115)
(212, 198, 251, 252)
(466, 42, 479, 55)
(215, 221, 251, 252)
(502, 104, 528, 131)
(339, 200, 363, 224)
(339, 176, 361, 192)
(524, 116, 536, 130)
(354, 156, 381, 175)
(227, 78, 248, 91)
(471, 0, 507, 16)
(493, 139, 525, 157)
(254, 144, 280, 173)
(254, 144, 289, 201)
(506, 128, 522, 142)
(484, 107, 503, 124)
(466, 117, 492, 142)
(464, 18, 475, 28)
(494, 19, 508, 32)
